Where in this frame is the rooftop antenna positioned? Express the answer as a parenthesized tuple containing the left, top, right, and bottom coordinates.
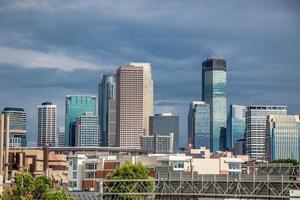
(212, 48, 222, 59)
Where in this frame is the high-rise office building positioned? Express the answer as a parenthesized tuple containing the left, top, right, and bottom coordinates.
(188, 101, 210, 149)
(2, 107, 27, 147)
(98, 74, 116, 147)
(65, 95, 96, 146)
(75, 112, 100, 147)
(228, 105, 246, 150)
(37, 102, 57, 147)
(149, 113, 179, 151)
(245, 105, 287, 160)
(116, 63, 153, 149)
(266, 115, 300, 161)
(58, 127, 65, 147)
(202, 58, 227, 151)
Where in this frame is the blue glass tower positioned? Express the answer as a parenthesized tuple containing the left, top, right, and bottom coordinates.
(98, 74, 116, 146)
(188, 101, 210, 149)
(2, 107, 27, 147)
(202, 58, 227, 152)
(65, 95, 96, 146)
(228, 105, 246, 150)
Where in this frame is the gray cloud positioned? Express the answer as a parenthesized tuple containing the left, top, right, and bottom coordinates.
(0, 0, 299, 147)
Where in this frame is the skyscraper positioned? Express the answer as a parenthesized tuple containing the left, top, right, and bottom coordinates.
(75, 112, 100, 147)
(266, 115, 300, 161)
(202, 58, 227, 151)
(98, 74, 116, 146)
(188, 101, 210, 149)
(116, 63, 153, 149)
(149, 113, 179, 151)
(245, 105, 287, 160)
(2, 107, 27, 147)
(37, 102, 57, 147)
(58, 127, 65, 147)
(228, 105, 246, 150)
(65, 95, 96, 146)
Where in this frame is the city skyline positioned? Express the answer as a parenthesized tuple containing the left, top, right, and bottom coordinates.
(0, 1, 300, 147)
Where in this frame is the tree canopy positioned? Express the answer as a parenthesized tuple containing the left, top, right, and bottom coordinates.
(271, 158, 299, 165)
(105, 161, 155, 199)
(0, 173, 74, 200)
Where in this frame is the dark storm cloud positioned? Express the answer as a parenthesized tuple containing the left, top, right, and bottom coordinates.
(0, 0, 299, 146)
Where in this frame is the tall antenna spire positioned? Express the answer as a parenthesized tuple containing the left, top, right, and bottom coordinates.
(212, 48, 222, 58)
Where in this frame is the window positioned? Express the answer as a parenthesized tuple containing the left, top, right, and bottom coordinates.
(73, 172, 77, 179)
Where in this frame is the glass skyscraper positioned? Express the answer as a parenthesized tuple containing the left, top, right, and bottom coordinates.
(65, 95, 96, 146)
(2, 107, 27, 147)
(228, 105, 246, 150)
(98, 74, 116, 146)
(188, 101, 210, 149)
(202, 58, 227, 151)
(266, 115, 300, 161)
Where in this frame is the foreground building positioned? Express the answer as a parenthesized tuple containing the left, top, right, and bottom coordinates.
(202, 58, 227, 151)
(2, 107, 27, 147)
(37, 102, 57, 147)
(245, 105, 287, 160)
(116, 63, 153, 149)
(266, 115, 300, 161)
(188, 101, 210, 149)
(75, 112, 100, 147)
(65, 95, 97, 146)
(98, 74, 117, 147)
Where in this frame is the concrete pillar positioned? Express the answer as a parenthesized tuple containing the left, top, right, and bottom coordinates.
(0, 114, 4, 174)
(5, 114, 9, 181)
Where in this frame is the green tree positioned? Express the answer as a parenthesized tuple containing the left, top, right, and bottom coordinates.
(105, 161, 154, 200)
(46, 190, 75, 200)
(0, 173, 74, 200)
(271, 158, 299, 165)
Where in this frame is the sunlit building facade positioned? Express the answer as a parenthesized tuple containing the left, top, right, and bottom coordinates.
(37, 102, 57, 147)
(245, 105, 287, 160)
(116, 63, 153, 149)
(266, 115, 300, 161)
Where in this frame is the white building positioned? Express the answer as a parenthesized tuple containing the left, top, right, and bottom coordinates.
(245, 105, 287, 160)
(37, 102, 57, 147)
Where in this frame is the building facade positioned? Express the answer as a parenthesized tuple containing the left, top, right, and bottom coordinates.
(65, 95, 96, 146)
(58, 127, 65, 147)
(98, 74, 116, 147)
(266, 115, 300, 161)
(141, 133, 174, 153)
(75, 112, 100, 147)
(188, 101, 210, 149)
(116, 63, 153, 149)
(245, 105, 287, 160)
(2, 107, 27, 147)
(149, 113, 179, 151)
(202, 58, 227, 152)
(228, 105, 246, 150)
(37, 102, 57, 147)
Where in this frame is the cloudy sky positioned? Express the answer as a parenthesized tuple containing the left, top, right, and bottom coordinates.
(0, 0, 299, 147)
